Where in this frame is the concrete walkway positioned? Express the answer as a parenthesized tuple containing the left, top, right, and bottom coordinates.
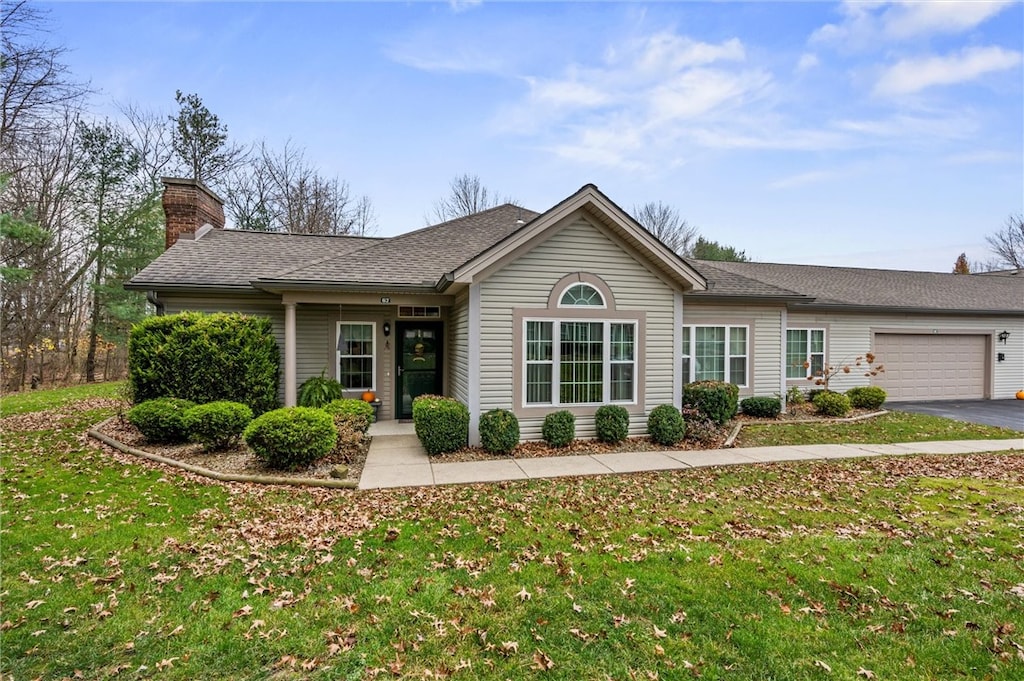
(359, 422, 1023, 490)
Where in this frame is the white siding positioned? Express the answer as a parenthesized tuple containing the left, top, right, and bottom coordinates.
(479, 217, 678, 440)
(682, 302, 785, 398)
(449, 290, 470, 405)
(787, 311, 1024, 399)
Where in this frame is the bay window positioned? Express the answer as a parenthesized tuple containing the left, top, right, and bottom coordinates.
(524, 319, 636, 405)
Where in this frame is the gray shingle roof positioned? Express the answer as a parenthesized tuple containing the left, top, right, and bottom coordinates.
(684, 259, 807, 299)
(260, 204, 540, 288)
(696, 260, 1024, 313)
(127, 230, 383, 289)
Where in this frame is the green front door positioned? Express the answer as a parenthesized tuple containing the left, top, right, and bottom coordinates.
(396, 321, 443, 419)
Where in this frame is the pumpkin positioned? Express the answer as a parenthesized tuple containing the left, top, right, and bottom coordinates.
(1016, 390, 1024, 400)
(361, 391, 376, 402)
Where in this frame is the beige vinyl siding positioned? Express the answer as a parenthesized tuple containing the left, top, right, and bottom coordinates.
(449, 290, 470, 405)
(786, 311, 1024, 399)
(479, 216, 677, 440)
(332, 305, 396, 421)
(682, 302, 784, 398)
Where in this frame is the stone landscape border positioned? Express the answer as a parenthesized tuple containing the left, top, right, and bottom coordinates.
(87, 418, 357, 489)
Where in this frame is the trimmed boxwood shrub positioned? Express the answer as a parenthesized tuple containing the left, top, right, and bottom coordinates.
(127, 397, 195, 443)
(542, 410, 575, 448)
(813, 391, 851, 417)
(683, 380, 739, 425)
(183, 401, 253, 451)
(846, 386, 887, 410)
(479, 408, 520, 455)
(298, 374, 344, 408)
(412, 395, 470, 455)
(244, 407, 337, 470)
(740, 396, 782, 419)
(648, 404, 686, 445)
(595, 405, 630, 444)
(128, 312, 279, 414)
(323, 398, 375, 434)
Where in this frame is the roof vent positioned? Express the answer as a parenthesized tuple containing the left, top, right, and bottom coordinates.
(514, 206, 525, 225)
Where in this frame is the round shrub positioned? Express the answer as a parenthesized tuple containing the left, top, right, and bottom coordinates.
(682, 381, 739, 425)
(595, 405, 630, 444)
(479, 408, 520, 455)
(298, 374, 344, 408)
(812, 391, 851, 418)
(127, 397, 196, 443)
(412, 396, 470, 455)
(846, 386, 887, 410)
(740, 396, 782, 419)
(183, 401, 253, 451)
(323, 398, 375, 434)
(542, 410, 576, 448)
(648, 404, 686, 446)
(244, 407, 337, 470)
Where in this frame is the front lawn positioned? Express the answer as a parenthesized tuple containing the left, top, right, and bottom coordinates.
(0, 380, 124, 416)
(2, 387, 1023, 679)
(736, 410, 1023, 447)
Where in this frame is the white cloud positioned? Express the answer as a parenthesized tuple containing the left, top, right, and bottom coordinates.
(874, 46, 1021, 95)
(811, 0, 1015, 48)
(796, 53, 820, 72)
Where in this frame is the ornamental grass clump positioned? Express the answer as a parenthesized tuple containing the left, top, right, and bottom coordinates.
(594, 404, 630, 444)
(542, 410, 575, 448)
(647, 404, 686, 445)
(479, 408, 520, 455)
(183, 401, 253, 451)
(683, 380, 739, 425)
(244, 407, 337, 470)
(412, 395, 469, 455)
(298, 373, 344, 408)
(126, 397, 195, 443)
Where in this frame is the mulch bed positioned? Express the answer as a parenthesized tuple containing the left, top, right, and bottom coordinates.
(96, 416, 369, 483)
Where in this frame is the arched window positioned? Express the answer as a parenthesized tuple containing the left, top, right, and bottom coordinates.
(559, 283, 605, 308)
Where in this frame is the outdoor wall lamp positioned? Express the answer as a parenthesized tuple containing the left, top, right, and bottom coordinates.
(998, 330, 1010, 344)
(383, 321, 391, 337)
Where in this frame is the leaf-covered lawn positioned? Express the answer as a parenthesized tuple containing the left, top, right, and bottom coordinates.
(2, 392, 1023, 679)
(737, 410, 1023, 447)
(0, 380, 124, 416)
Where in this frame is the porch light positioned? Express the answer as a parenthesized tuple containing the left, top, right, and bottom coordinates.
(998, 330, 1010, 344)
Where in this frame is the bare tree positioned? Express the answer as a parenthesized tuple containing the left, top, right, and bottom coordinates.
(1, 1, 89, 152)
(632, 201, 698, 255)
(118, 101, 175, 191)
(431, 173, 512, 223)
(985, 213, 1024, 270)
(225, 140, 375, 235)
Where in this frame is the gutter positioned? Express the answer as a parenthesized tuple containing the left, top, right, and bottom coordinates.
(788, 302, 1024, 316)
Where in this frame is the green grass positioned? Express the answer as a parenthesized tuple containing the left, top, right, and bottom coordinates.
(0, 380, 124, 416)
(3, 385, 1024, 679)
(737, 410, 1023, 447)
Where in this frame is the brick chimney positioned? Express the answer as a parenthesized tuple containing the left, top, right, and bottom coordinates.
(161, 177, 225, 249)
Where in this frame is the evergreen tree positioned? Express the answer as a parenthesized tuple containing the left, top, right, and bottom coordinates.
(952, 252, 971, 274)
(691, 236, 749, 262)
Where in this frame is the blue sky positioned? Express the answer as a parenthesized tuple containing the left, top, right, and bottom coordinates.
(45, 1, 1023, 271)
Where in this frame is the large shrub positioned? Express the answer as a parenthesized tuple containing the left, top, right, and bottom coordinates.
(412, 395, 469, 455)
(682, 380, 739, 425)
(244, 407, 337, 470)
(183, 401, 253, 451)
(813, 391, 851, 418)
(595, 405, 629, 444)
(128, 312, 279, 414)
(846, 386, 887, 410)
(479, 408, 520, 455)
(323, 398, 375, 434)
(298, 373, 344, 408)
(648, 404, 685, 446)
(740, 396, 781, 419)
(126, 397, 195, 443)
(542, 410, 575, 448)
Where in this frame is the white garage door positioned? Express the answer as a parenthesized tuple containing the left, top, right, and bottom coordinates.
(873, 333, 988, 401)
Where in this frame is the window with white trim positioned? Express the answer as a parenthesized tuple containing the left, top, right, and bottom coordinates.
(524, 320, 636, 405)
(559, 283, 605, 307)
(681, 325, 748, 386)
(337, 322, 375, 390)
(786, 329, 825, 379)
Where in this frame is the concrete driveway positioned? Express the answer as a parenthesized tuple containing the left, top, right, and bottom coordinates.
(890, 400, 1024, 431)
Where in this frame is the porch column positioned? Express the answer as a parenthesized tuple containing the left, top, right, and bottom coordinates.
(284, 302, 297, 407)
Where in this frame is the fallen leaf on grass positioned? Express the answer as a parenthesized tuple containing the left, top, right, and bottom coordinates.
(814, 660, 832, 672)
(857, 669, 875, 679)
(532, 649, 554, 671)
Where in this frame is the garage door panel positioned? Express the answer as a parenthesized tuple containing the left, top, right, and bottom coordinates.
(874, 334, 987, 401)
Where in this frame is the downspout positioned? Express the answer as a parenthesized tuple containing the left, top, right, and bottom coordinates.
(147, 290, 165, 316)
